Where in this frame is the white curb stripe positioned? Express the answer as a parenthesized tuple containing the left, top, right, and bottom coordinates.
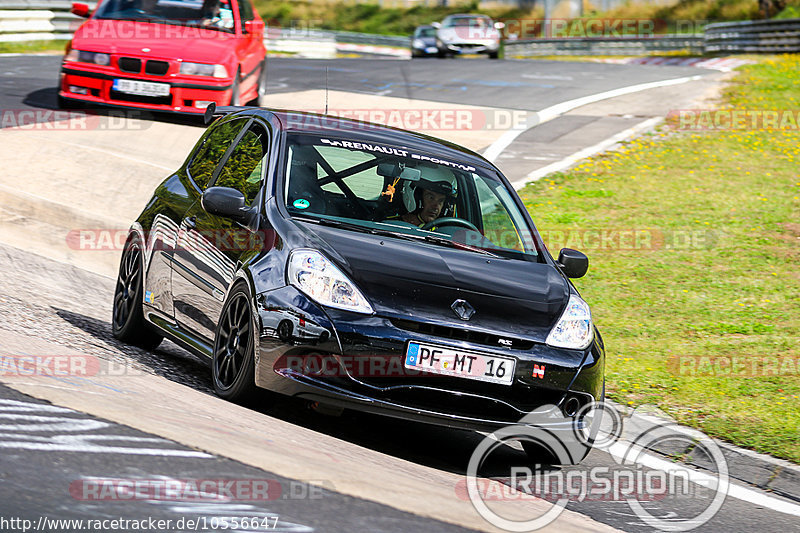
(512, 117, 663, 189)
(483, 74, 701, 163)
(607, 442, 800, 517)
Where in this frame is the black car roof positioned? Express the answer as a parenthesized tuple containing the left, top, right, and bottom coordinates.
(240, 107, 497, 172)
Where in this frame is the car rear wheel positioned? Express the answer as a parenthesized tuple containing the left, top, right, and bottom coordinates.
(276, 319, 292, 341)
(111, 235, 163, 350)
(212, 283, 258, 402)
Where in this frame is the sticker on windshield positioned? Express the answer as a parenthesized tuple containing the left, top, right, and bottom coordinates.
(319, 138, 476, 172)
(293, 199, 310, 210)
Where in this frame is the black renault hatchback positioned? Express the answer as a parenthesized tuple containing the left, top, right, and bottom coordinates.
(112, 105, 604, 463)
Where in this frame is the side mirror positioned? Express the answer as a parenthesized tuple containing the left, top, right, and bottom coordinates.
(431, 22, 441, 29)
(557, 248, 588, 278)
(244, 19, 264, 35)
(202, 187, 251, 223)
(71, 2, 91, 17)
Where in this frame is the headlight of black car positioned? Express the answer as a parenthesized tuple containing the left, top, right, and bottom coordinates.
(288, 249, 374, 314)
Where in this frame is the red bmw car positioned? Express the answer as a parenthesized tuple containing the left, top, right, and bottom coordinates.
(59, 0, 266, 113)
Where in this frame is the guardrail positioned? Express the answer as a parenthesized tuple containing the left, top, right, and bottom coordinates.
(504, 35, 705, 56)
(0, 6, 411, 57)
(0, 0, 92, 41)
(264, 27, 409, 58)
(704, 18, 800, 53)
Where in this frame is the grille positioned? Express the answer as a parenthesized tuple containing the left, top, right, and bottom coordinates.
(145, 60, 169, 75)
(118, 57, 141, 73)
(390, 319, 534, 350)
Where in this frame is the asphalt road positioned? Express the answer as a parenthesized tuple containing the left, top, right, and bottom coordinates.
(0, 54, 798, 532)
(0, 241, 798, 532)
(0, 382, 478, 533)
(5, 55, 708, 116)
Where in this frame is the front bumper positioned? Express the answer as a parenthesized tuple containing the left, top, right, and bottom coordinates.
(411, 43, 442, 56)
(59, 65, 233, 114)
(255, 286, 605, 432)
(443, 40, 500, 55)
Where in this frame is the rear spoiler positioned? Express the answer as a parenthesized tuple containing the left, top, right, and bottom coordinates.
(203, 102, 249, 125)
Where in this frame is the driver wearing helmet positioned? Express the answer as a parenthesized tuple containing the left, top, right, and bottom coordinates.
(391, 164, 457, 227)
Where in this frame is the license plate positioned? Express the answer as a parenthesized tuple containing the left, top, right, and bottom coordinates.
(113, 79, 170, 97)
(425, 46, 438, 53)
(404, 341, 515, 386)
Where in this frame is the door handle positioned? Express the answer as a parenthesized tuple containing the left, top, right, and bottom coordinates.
(183, 216, 197, 229)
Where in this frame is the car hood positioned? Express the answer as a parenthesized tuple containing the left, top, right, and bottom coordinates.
(295, 222, 570, 342)
(73, 19, 235, 62)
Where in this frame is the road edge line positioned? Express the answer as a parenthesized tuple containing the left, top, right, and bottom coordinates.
(512, 117, 662, 190)
(483, 75, 701, 163)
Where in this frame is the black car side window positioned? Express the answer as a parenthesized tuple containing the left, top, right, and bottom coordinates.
(213, 123, 267, 207)
(188, 117, 248, 190)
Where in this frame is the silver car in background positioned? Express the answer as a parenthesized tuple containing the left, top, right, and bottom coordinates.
(434, 14, 503, 59)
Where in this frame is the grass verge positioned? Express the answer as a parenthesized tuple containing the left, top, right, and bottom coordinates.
(516, 55, 800, 462)
(253, 0, 539, 36)
(0, 40, 68, 54)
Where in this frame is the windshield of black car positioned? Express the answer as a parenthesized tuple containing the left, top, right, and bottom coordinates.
(93, 0, 235, 32)
(282, 134, 539, 260)
(415, 27, 437, 38)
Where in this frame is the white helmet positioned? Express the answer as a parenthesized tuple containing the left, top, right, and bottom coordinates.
(403, 164, 457, 213)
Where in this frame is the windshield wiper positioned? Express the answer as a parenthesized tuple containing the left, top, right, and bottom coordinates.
(292, 215, 383, 235)
(293, 216, 500, 256)
(422, 234, 501, 257)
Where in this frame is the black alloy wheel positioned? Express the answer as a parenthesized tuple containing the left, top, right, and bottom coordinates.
(111, 236, 163, 350)
(212, 284, 257, 401)
(276, 319, 293, 342)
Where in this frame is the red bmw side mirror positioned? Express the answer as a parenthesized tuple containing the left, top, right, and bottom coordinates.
(244, 19, 264, 35)
(71, 2, 91, 17)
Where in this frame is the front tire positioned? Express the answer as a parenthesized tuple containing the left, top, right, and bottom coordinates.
(249, 59, 267, 106)
(228, 69, 242, 106)
(111, 235, 163, 350)
(256, 59, 267, 106)
(212, 283, 258, 402)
